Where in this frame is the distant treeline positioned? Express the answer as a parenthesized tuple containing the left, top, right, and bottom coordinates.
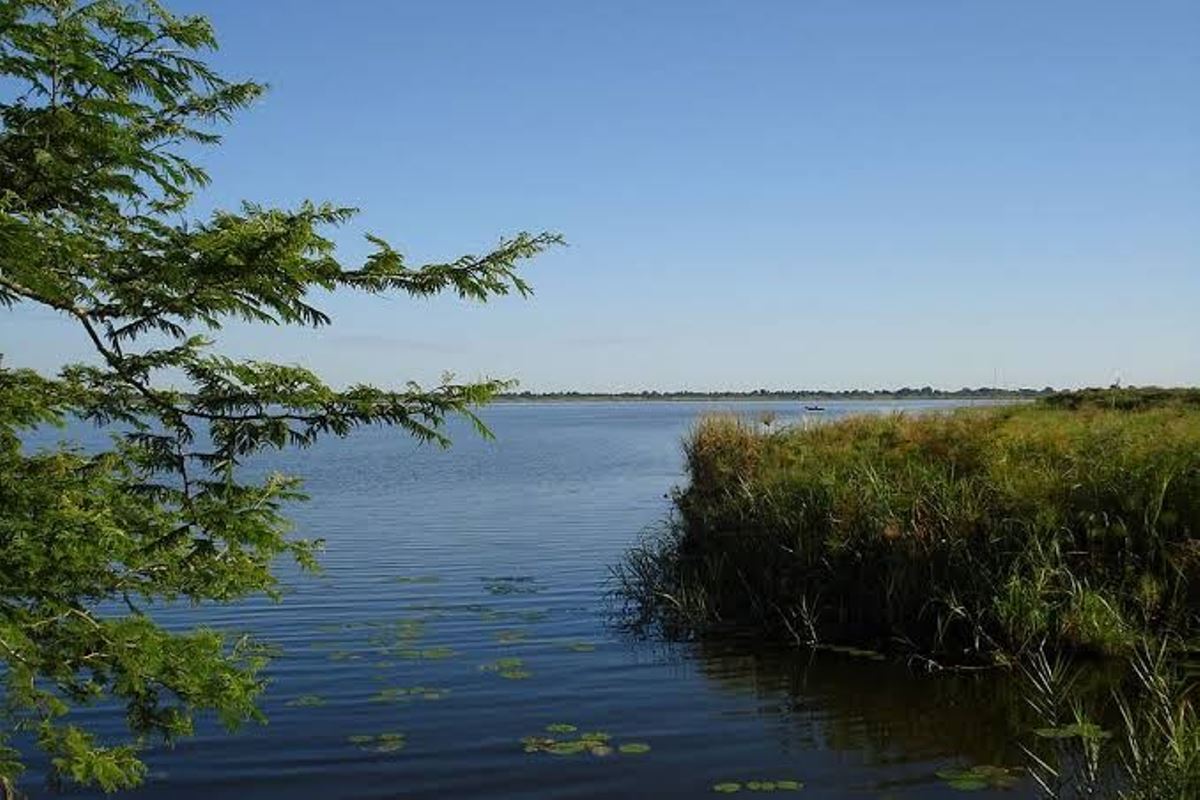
(497, 386, 1056, 402)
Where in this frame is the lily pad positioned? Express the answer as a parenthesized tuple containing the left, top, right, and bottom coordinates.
(496, 629, 528, 644)
(521, 729, 616, 758)
(1033, 722, 1112, 740)
(499, 668, 532, 680)
(416, 646, 457, 660)
(348, 731, 407, 753)
(390, 575, 441, 585)
(566, 642, 596, 653)
(480, 576, 540, 595)
(285, 694, 325, 708)
(481, 657, 530, 679)
(936, 765, 1021, 791)
(618, 742, 651, 754)
(370, 688, 405, 704)
(714, 779, 803, 793)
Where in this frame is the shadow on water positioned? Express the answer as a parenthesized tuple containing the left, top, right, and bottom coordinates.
(665, 636, 1130, 796)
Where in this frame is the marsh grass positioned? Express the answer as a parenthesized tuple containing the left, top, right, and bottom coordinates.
(616, 391, 1200, 662)
(1021, 640, 1200, 799)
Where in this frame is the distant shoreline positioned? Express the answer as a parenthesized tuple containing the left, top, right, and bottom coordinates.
(493, 390, 1049, 403)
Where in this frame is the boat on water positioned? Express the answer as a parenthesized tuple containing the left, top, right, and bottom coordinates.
(804, 405, 826, 412)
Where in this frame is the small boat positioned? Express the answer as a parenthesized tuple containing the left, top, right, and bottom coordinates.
(804, 405, 826, 412)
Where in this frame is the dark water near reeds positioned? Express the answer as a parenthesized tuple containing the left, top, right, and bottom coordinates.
(28, 400, 1043, 798)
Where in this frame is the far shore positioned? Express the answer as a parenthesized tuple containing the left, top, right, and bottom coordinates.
(493, 391, 1047, 404)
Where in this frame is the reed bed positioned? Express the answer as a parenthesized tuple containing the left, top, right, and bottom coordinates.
(617, 391, 1200, 663)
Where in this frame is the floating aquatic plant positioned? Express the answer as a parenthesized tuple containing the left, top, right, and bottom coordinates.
(480, 656, 530, 679)
(285, 695, 325, 708)
(711, 779, 803, 793)
(367, 619, 427, 649)
(328, 650, 361, 661)
(1033, 722, 1112, 740)
(394, 646, 458, 661)
(521, 729, 647, 759)
(935, 765, 1021, 791)
(370, 688, 405, 704)
(495, 629, 529, 644)
(521, 735, 610, 757)
(390, 575, 441, 585)
(480, 576, 541, 595)
(348, 732, 407, 753)
(565, 642, 596, 652)
(372, 686, 451, 704)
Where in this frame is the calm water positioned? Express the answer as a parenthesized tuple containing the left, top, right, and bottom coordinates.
(30, 400, 1039, 799)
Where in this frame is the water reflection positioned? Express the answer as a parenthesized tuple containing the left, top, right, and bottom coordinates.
(687, 638, 1127, 796)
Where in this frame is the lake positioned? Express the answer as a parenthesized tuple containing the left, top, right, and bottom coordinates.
(34, 400, 1037, 799)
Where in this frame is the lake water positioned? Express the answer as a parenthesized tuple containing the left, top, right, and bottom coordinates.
(33, 400, 1039, 799)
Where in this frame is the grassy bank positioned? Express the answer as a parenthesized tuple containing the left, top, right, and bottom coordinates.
(618, 390, 1200, 662)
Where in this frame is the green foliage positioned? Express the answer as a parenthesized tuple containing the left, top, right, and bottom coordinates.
(0, 0, 558, 791)
(934, 765, 1021, 791)
(1041, 387, 1200, 412)
(1021, 641, 1200, 799)
(617, 402, 1200, 661)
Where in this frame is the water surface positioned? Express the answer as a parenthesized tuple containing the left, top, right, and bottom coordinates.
(34, 401, 1036, 798)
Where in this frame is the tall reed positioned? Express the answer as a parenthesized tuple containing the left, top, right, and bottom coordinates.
(616, 393, 1200, 662)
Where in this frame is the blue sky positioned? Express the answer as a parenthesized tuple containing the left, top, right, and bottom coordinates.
(7, 1, 1198, 391)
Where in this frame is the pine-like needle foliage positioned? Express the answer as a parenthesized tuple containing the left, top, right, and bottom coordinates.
(0, 1, 561, 792)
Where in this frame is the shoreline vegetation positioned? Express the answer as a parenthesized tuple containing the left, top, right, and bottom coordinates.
(617, 387, 1200, 658)
(617, 386, 1200, 795)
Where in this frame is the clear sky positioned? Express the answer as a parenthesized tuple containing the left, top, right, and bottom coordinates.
(6, 1, 1198, 391)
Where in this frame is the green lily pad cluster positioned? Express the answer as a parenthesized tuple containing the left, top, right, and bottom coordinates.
(712, 780, 803, 793)
(370, 686, 451, 704)
(521, 726, 649, 758)
(565, 641, 596, 652)
(495, 628, 528, 644)
(935, 765, 1021, 791)
(393, 645, 458, 661)
(347, 732, 407, 753)
(480, 575, 541, 596)
(480, 657, 532, 680)
(284, 694, 326, 708)
(366, 618, 427, 648)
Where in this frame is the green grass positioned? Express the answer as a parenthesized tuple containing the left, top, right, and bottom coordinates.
(617, 390, 1200, 662)
(1021, 640, 1200, 798)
